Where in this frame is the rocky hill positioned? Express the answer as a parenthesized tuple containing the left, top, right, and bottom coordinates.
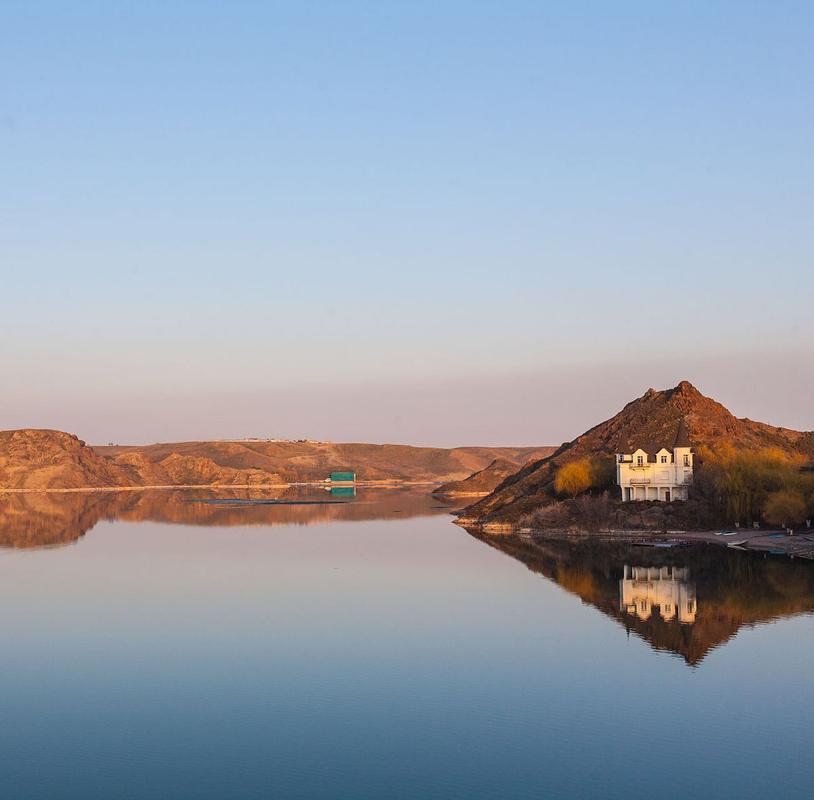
(0, 429, 550, 490)
(0, 430, 133, 490)
(434, 453, 555, 497)
(460, 381, 814, 526)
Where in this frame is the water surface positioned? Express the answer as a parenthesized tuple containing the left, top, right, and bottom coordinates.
(1, 489, 812, 799)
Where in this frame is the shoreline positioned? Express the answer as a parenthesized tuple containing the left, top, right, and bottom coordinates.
(0, 480, 439, 495)
(461, 521, 814, 560)
(431, 492, 490, 499)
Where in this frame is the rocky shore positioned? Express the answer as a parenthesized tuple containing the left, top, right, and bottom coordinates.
(461, 521, 814, 560)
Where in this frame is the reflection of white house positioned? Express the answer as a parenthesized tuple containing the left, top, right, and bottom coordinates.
(616, 423, 693, 502)
(620, 565, 696, 624)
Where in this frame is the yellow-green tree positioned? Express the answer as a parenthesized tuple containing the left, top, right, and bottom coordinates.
(695, 444, 811, 525)
(554, 458, 593, 498)
(763, 489, 807, 527)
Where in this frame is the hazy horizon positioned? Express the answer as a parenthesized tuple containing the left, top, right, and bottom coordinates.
(3, 2, 812, 446)
(3, 351, 811, 448)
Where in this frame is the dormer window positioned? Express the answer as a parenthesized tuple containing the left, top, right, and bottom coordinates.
(660, 455, 668, 463)
(619, 455, 625, 463)
(683, 454, 690, 466)
(636, 455, 644, 466)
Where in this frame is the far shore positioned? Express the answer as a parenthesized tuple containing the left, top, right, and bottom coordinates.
(0, 480, 440, 495)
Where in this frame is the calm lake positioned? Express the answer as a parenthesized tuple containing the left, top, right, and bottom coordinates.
(1, 488, 813, 799)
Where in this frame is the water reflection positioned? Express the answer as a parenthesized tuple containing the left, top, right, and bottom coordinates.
(3, 490, 813, 669)
(620, 565, 697, 624)
(0, 488, 464, 550)
(466, 531, 814, 666)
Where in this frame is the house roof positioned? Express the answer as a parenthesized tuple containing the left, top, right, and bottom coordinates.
(673, 419, 692, 448)
(628, 449, 659, 463)
(621, 420, 693, 459)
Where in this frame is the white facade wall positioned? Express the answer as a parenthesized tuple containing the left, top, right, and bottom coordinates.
(616, 446, 693, 502)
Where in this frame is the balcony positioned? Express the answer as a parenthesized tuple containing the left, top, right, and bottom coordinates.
(629, 478, 651, 485)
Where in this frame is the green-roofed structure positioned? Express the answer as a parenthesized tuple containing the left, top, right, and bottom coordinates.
(329, 471, 356, 483)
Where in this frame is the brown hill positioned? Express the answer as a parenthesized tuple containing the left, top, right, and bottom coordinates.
(461, 381, 814, 525)
(95, 440, 549, 486)
(434, 452, 555, 496)
(0, 430, 132, 490)
(0, 429, 550, 491)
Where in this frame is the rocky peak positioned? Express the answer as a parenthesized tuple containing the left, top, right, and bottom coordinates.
(674, 379, 698, 394)
(460, 382, 814, 525)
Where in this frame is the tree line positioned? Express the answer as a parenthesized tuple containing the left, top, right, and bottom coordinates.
(552, 445, 814, 528)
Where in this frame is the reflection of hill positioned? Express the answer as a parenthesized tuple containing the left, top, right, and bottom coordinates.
(0, 492, 118, 549)
(0, 489, 465, 550)
(466, 532, 814, 666)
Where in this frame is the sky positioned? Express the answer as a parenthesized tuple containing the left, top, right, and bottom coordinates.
(1, 1, 812, 446)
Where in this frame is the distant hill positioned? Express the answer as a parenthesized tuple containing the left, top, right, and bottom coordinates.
(0, 430, 133, 490)
(460, 381, 814, 525)
(0, 429, 550, 491)
(95, 440, 549, 486)
(434, 453, 556, 497)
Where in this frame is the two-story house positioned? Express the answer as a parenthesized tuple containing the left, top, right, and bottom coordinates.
(616, 424, 693, 502)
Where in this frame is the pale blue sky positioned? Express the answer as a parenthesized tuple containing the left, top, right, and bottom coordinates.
(1, 1, 812, 444)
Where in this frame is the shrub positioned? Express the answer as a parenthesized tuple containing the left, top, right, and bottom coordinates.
(694, 444, 812, 526)
(572, 493, 614, 529)
(554, 459, 593, 498)
(589, 455, 617, 490)
(763, 489, 808, 527)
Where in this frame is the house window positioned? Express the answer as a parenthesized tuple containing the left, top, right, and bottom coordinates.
(619, 455, 625, 463)
(683, 454, 690, 466)
(636, 456, 644, 466)
(660, 455, 668, 463)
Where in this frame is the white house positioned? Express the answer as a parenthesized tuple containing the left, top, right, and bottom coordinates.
(616, 427, 693, 502)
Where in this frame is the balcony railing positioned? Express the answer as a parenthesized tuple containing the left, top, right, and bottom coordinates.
(629, 478, 651, 485)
